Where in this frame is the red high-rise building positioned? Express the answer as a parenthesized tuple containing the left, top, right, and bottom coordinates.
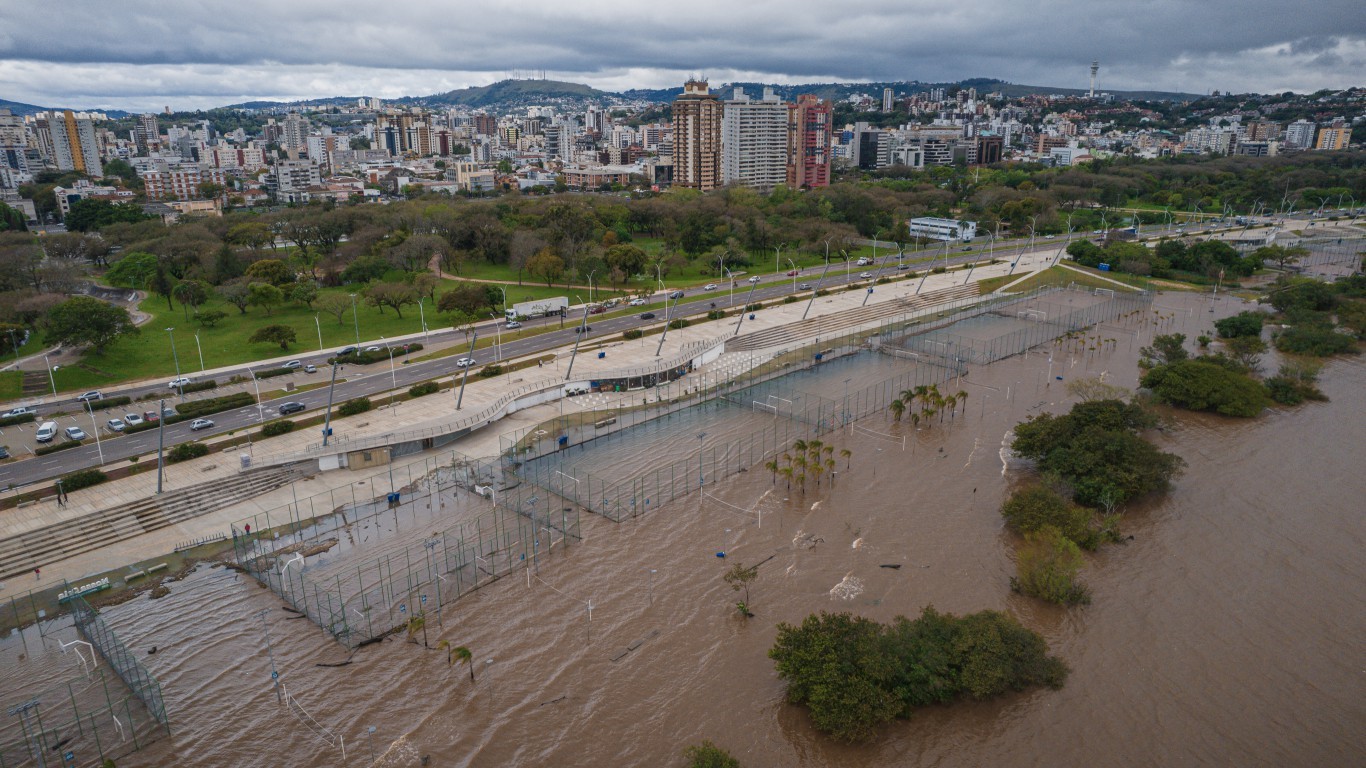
(786, 94, 832, 189)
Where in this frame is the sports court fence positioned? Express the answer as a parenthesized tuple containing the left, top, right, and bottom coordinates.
(881, 285, 1153, 366)
(231, 450, 581, 648)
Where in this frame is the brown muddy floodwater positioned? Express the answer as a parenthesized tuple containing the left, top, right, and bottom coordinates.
(16, 292, 1364, 767)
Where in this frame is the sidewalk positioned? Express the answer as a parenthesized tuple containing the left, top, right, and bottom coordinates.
(0, 248, 1060, 592)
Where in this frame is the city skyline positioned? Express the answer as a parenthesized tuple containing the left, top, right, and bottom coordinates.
(1, 0, 1363, 112)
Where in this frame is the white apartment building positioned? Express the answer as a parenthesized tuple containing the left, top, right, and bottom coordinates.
(721, 87, 788, 192)
(1284, 120, 1316, 150)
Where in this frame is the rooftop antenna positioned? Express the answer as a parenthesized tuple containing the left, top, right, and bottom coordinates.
(1089, 61, 1099, 98)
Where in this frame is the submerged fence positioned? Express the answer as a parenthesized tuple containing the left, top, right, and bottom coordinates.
(1, 607, 168, 768)
(231, 451, 581, 648)
(882, 285, 1153, 366)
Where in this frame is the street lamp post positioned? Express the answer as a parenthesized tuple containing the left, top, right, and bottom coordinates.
(697, 432, 707, 488)
(313, 314, 323, 351)
(380, 337, 397, 410)
(417, 299, 429, 344)
(166, 327, 183, 398)
(247, 366, 265, 422)
(85, 400, 104, 465)
(587, 270, 596, 306)
(5, 328, 19, 366)
(349, 293, 360, 346)
(786, 258, 797, 293)
(774, 243, 785, 275)
(194, 332, 205, 372)
(491, 314, 502, 362)
(43, 354, 56, 396)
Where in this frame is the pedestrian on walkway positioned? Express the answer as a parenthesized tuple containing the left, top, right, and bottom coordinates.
(34, 567, 40, 581)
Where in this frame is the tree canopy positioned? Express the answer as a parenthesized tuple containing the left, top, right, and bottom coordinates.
(43, 296, 138, 354)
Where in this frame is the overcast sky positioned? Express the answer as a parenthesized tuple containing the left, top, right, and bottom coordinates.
(2, 0, 1363, 111)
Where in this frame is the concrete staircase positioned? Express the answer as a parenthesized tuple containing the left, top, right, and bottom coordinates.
(0, 465, 312, 580)
(728, 283, 982, 352)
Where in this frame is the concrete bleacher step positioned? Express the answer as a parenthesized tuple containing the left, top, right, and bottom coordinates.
(729, 284, 980, 352)
(0, 464, 310, 580)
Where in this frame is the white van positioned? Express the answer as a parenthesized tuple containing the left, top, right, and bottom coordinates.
(35, 421, 58, 442)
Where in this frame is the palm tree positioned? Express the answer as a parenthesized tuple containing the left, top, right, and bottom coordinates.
(824, 457, 835, 477)
(840, 448, 852, 470)
(407, 613, 428, 648)
(944, 394, 958, 420)
(453, 645, 474, 682)
(764, 459, 779, 485)
(792, 439, 808, 456)
(779, 466, 793, 489)
(889, 399, 905, 422)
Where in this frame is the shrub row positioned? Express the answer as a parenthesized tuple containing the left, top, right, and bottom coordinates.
(744, 303, 763, 312)
(88, 396, 132, 412)
(622, 329, 644, 340)
(36, 440, 82, 456)
(60, 468, 108, 492)
(167, 442, 209, 463)
(478, 364, 504, 378)
(178, 379, 219, 394)
(260, 420, 296, 437)
(668, 318, 691, 330)
(337, 397, 371, 417)
(329, 343, 424, 366)
(175, 392, 257, 420)
(254, 367, 295, 380)
(408, 381, 440, 398)
(0, 413, 35, 427)
(705, 310, 726, 320)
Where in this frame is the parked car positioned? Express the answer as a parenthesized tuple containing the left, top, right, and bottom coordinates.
(505, 321, 522, 329)
(76, 391, 103, 402)
(36, 421, 58, 442)
(747, 275, 761, 283)
(859, 271, 873, 279)
(455, 357, 476, 367)
(168, 377, 192, 389)
(278, 401, 306, 415)
(124, 413, 144, 426)
(106, 418, 126, 432)
(304, 364, 317, 373)
(798, 282, 813, 290)
(162, 407, 176, 419)
(189, 418, 214, 431)
(640, 312, 656, 320)
(0, 446, 9, 460)
(143, 410, 159, 423)
(668, 290, 684, 299)
(2, 406, 35, 419)
(703, 283, 718, 291)
(574, 326, 592, 334)
(64, 426, 87, 440)
(628, 298, 647, 306)
(282, 360, 303, 369)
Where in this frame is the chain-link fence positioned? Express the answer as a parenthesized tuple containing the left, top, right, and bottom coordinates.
(1, 607, 168, 767)
(881, 285, 1153, 366)
(230, 451, 581, 648)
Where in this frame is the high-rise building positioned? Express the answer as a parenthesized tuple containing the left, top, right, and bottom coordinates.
(1315, 119, 1351, 151)
(1284, 120, 1316, 150)
(44, 110, 102, 177)
(135, 113, 160, 154)
(721, 87, 788, 192)
(975, 135, 1004, 165)
(282, 112, 309, 153)
(472, 114, 498, 137)
(882, 87, 895, 112)
(786, 94, 832, 189)
(671, 80, 723, 191)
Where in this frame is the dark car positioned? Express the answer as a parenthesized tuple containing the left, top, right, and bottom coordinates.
(668, 290, 684, 299)
(278, 401, 306, 415)
(589, 305, 606, 315)
(640, 312, 656, 320)
(0, 446, 10, 460)
(337, 346, 358, 356)
(574, 326, 592, 334)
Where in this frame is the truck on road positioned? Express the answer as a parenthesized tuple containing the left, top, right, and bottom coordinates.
(506, 296, 569, 321)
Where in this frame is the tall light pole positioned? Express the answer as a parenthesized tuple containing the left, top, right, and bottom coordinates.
(697, 432, 707, 488)
(247, 366, 265, 422)
(166, 327, 183, 397)
(380, 337, 397, 409)
(490, 313, 502, 362)
(787, 258, 797, 293)
(587, 270, 596, 305)
(774, 243, 785, 275)
(194, 332, 205, 372)
(313, 314, 323, 351)
(85, 400, 104, 465)
(417, 299, 429, 344)
(43, 354, 56, 396)
(5, 328, 19, 366)
(349, 293, 360, 346)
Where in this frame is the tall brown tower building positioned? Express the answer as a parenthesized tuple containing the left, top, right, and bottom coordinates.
(786, 94, 832, 189)
(671, 80, 722, 191)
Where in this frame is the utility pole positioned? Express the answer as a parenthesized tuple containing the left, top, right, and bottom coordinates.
(256, 609, 282, 703)
(156, 398, 166, 493)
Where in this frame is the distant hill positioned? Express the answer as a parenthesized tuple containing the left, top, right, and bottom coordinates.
(419, 79, 611, 107)
(620, 79, 1197, 105)
(0, 98, 48, 115)
(219, 96, 366, 111)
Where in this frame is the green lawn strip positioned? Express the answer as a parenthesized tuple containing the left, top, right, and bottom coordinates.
(0, 371, 21, 400)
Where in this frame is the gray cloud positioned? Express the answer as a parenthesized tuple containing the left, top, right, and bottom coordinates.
(1, 0, 1362, 110)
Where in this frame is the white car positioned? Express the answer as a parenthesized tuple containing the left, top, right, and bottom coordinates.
(106, 418, 126, 432)
(2, 406, 35, 419)
(124, 413, 145, 426)
(364, 345, 383, 353)
(169, 377, 192, 389)
(189, 418, 214, 431)
(64, 426, 87, 440)
(455, 357, 476, 368)
(703, 283, 718, 291)
(628, 298, 647, 306)
(859, 271, 873, 279)
(505, 321, 522, 329)
(282, 360, 303, 369)
(747, 276, 761, 283)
